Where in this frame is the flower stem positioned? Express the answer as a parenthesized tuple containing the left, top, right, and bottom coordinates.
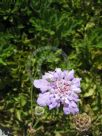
(31, 84, 33, 123)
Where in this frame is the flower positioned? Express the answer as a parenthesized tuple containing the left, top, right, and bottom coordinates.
(33, 68, 81, 114)
(35, 106, 45, 116)
(73, 113, 91, 132)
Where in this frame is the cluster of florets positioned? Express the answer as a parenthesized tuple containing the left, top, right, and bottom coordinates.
(73, 113, 91, 132)
(34, 68, 81, 114)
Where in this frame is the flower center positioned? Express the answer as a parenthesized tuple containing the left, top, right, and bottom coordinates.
(55, 80, 70, 94)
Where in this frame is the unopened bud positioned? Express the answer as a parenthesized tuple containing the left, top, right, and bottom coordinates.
(35, 106, 45, 116)
(73, 113, 91, 132)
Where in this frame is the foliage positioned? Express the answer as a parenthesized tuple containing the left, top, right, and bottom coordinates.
(0, 0, 102, 135)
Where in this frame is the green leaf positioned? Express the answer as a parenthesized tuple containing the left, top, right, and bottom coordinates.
(15, 110, 22, 121)
(20, 96, 26, 107)
(84, 88, 95, 97)
(0, 58, 6, 65)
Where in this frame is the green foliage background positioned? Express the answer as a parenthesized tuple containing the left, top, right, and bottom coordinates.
(0, 0, 102, 135)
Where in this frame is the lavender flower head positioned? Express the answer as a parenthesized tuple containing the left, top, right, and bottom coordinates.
(33, 68, 81, 115)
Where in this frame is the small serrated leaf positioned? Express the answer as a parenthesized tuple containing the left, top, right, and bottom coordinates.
(84, 88, 95, 97)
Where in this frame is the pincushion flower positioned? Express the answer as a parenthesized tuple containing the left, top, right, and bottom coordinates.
(33, 68, 81, 114)
(73, 113, 91, 132)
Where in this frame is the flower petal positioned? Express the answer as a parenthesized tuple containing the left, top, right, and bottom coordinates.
(54, 68, 64, 79)
(33, 79, 50, 92)
(70, 107, 79, 114)
(67, 70, 74, 80)
(71, 86, 81, 93)
(37, 92, 50, 106)
(70, 101, 77, 108)
(49, 97, 60, 109)
(55, 68, 62, 72)
(42, 72, 54, 81)
(63, 106, 70, 114)
(72, 78, 81, 87)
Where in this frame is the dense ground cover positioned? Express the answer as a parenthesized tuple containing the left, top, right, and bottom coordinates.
(0, 0, 102, 135)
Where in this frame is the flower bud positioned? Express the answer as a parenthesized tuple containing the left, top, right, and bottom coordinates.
(73, 113, 91, 132)
(35, 106, 45, 116)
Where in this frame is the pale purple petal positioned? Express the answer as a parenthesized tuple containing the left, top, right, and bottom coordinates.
(63, 106, 70, 114)
(72, 78, 81, 87)
(33, 79, 50, 92)
(71, 85, 81, 93)
(49, 97, 60, 109)
(55, 68, 62, 72)
(67, 70, 74, 80)
(63, 103, 79, 115)
(54, 68, 64, 79)
(70, 101, 77, 108)
(63, 70, 69, 77)
(37, 92, 50, 106)
(69, 107, 79, 114)
(49, 102, 58, 109)
(64, 98, 70, 104)
(42, 72, 54, 81)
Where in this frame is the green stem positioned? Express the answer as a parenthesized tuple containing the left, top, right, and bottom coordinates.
(31, 84, 33, 123)
(33, 120, 39, 127)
